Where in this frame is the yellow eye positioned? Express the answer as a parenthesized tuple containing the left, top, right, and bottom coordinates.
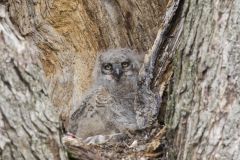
(104, 63, 112, 70)
(122, 62, 129, 68)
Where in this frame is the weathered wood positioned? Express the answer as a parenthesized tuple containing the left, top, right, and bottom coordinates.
(136, 0, 183, 131)
(62, 136, 107, 160)
(140, 0, 182, 89)
(0, 4, 66, 160)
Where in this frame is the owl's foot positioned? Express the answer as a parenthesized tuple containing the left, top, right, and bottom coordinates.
(83, 133, 127, 145)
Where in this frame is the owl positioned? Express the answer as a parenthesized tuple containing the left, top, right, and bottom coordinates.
(68, 48, 142, 140)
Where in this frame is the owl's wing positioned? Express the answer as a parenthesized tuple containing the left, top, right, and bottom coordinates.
(67, 86, 113, 136)
(68, 96, 92, 134)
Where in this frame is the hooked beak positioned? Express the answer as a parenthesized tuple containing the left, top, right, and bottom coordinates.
(113, 67, 123, 81)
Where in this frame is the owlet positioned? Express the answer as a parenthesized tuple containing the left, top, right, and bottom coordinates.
(68, 48, 142, 139)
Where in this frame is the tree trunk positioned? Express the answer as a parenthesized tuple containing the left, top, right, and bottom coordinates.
(167, 0, 240, 159)
(2, 0, 240, 159)
(0, 4, 66, 160)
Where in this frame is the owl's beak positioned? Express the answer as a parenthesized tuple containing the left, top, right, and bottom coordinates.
(113, 67, 123, 81)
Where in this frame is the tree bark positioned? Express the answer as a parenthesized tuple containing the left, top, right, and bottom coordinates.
(0, 4, 66, 160)
(167, 0, 240, 159)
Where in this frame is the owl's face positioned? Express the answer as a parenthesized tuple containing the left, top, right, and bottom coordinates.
(94, 48, 141, 85)
(101, 55, 133, 81)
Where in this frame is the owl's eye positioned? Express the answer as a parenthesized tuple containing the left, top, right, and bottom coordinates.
(103, 63, 112, 70)
(121, 62, 129, 68)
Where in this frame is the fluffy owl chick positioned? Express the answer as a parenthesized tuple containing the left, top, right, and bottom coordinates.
(68, 48, 142, 139)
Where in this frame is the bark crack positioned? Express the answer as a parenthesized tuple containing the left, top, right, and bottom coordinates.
(12, 62, 34, 94)
(0, 73, 12, 92)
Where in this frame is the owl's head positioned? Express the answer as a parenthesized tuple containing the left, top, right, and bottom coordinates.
(93, 48, 142, 86)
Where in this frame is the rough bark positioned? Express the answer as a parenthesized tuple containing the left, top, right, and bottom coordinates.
(0, 4, 66, 160)
(168, 0, 240, 159)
